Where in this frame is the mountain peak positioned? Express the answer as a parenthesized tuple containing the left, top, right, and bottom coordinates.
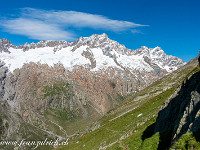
(141, 46, 148, 50)
(97, 33, 108, 39)
(0, 35, 186, 74)
(154, 46, 162, 50)
(1, 38, 11, 43)
(0, 38, 16, 53)
(101, 33, 108, 37)
(89, 33, 108, 38)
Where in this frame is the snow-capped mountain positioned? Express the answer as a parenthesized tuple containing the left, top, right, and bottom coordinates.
(0, 33, 185, 74)
(0, 34, 186, 141)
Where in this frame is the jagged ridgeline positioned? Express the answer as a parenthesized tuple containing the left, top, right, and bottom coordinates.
(0, 34, 186, 149)
(58, 55, 200, 150)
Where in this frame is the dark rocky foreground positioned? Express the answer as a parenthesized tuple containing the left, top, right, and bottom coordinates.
(154, 55, 200, 148)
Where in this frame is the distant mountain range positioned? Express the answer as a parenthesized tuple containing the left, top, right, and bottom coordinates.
(0, 33, 185, 73)
(0, 34, 186, 149)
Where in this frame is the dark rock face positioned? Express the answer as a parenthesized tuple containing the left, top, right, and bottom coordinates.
(154, 56, 200, 144)
(19, 40, 70, 52)
(0, 61, 8, 99)
(81, 48, 96, 69)
(143, 56, 165, 77)
(0, 38, 16, 53)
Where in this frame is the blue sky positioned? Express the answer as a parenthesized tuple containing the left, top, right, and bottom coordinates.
(0, 0, 200, 62)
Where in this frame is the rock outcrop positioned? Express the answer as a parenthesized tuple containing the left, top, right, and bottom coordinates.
(154, 55, 200, 145)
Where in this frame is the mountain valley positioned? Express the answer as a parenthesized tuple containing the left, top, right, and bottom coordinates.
(0, 34, 190, 150)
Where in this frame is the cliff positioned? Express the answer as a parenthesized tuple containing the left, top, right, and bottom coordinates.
(154, 55, 200, 148)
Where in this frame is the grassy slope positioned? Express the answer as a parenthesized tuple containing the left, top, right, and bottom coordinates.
(171, 133, 200, 150)
(41, 82, 97, 138)
(58, 59, 199, 150)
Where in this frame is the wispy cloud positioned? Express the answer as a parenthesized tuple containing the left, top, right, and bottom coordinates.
(131, 29, 143, 34)
(3, 18, 75, 40)
(1, 8, 148, 41)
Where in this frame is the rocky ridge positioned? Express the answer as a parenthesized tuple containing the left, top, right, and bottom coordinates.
(154, 54, 200, 146)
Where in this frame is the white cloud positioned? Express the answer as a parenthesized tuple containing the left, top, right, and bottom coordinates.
(1, 8, 148, 40)
(131, 29, 143, 34)
(21, 8, 146, 31)
(2, 18, 75, 40)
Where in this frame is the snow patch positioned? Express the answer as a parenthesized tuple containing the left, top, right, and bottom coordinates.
(90, 48, 121, 71)
(137, 113, 143, 117)
(116, 53, 154, 72)
(0, 46, 91, 72)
